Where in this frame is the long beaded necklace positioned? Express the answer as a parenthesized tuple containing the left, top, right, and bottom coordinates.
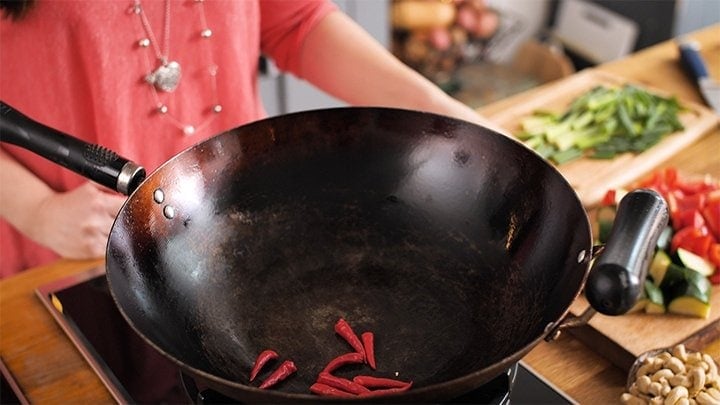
(129, 0, 222, 136)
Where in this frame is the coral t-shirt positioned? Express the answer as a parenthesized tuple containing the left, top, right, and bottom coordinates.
(0, 0, 337, 277)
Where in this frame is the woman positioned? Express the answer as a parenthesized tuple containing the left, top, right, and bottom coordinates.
(0, 0, 497, 277)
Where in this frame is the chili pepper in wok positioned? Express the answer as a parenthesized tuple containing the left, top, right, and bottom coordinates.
(249, 349, 279, 382)
(361, 331, 376, 369)
(321, 352, 365, 374)
(352, 375, 413, 389)
(334, 318, 365, 359)
(258, 360, 297, 389)
(310, 382, 357, 398)
(316, 372, 370, 395)
(359, 383, 414, 397)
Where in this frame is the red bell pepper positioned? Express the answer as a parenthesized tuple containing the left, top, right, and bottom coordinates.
(709, 243, 720, 269)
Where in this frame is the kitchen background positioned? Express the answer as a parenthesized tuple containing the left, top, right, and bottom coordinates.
(259, 0, 719, 115)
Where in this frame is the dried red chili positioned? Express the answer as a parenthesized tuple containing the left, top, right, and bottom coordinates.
(316, 372, 371, 395)
(249, 349, 279, 382)
(361, 332, 376, 370)
(334, 318, 365, 359)
(321, 352, 365, 374)
(258, 360, 297, 389)
(352, 375, 412, 389)
(358, 383, 413, 397)
(309, 382, 357, 398)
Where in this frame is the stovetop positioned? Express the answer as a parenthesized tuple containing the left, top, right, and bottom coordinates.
(36, 266, 575, 404)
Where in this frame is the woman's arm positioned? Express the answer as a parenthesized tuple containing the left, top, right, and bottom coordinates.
(297, 10, 504, 133)
(0, 149, 126, 259)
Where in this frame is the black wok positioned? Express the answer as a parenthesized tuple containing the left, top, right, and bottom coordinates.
(0, 101, 668, 402)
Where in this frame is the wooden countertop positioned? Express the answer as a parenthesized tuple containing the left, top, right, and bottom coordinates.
(1, 25, 719, 404)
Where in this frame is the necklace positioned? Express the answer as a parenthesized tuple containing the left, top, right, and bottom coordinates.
(129, 0, 222, 136)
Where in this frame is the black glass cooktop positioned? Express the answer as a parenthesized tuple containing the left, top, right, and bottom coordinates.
(36, 267, 575, 404)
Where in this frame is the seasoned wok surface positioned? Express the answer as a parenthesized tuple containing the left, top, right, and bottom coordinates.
(106, 108, 591, 400)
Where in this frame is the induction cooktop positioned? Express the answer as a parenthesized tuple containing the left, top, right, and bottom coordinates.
(36, 266, 575, 404)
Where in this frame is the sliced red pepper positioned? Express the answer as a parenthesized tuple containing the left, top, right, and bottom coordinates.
(334, 318, 365, 359)
(352, 375, 413, 389)
(310, 382, 357, 398)
(709, 244, 720, 269)
(249, 349, 279, 382)
(258, 360, 297, 389)
(675, 193, 706, 213)
(316, 373, 370, 395)
(601, 189, 617, 206)
(674, 209, 707, 230)
(671, 227, 704, 253)
(676, 179, 715, 195)
(321, 352, 365, 374)
(703, 200, 720, 239)
(361, 332, 376, 370)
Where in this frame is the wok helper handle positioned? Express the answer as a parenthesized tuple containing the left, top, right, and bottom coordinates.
(585, 189, 669, 315)
(0, 101, 145, 195)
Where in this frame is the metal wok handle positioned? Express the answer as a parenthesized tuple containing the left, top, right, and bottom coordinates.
(585, 189, 669, 315)
(0, 101, 145, 196)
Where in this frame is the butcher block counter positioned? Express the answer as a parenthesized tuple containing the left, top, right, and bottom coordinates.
(1, 25, 719, 404)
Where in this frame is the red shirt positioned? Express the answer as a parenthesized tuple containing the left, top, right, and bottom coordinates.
(0, 0, 337, 277)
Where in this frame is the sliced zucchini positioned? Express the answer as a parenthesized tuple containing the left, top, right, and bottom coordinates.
(668, 296, 711, 319)
(650, 250, 673, 287)
(655, 226, 673, 252)
(676, 248, 716, 277)
(663, 265, 712, 299)
(643, 280, 665, 314)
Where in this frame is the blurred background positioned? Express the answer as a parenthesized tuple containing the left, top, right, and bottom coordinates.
(259, 0, 720, 114)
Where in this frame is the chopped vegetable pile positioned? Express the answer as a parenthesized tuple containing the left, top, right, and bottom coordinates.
(597, 167, 720, 318)
(517, 85, 685, 164)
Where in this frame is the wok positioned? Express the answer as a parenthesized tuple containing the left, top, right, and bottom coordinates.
(0, 101, 668, 402)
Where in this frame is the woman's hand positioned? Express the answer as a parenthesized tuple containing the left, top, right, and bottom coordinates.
(30, 182, 127, 260)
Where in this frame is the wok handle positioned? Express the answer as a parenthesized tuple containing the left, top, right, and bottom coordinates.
(0, 100, 145, 195)
(585, 189, 669, 316)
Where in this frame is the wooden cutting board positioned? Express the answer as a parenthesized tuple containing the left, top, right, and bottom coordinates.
(488, 69, 719, 208)
(566, 294, 720, 372)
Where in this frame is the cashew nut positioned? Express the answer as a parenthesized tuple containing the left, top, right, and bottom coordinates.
(667, 357, 688, 375)
(707, 388, 720, 400)
(674, 345, 689, 362)
(705, 354, 718, 382)
(622, 392, 650, 405)
(691, 367, 707, 397)
(665, 386, 689, 405)
(695, 392, 720, 405)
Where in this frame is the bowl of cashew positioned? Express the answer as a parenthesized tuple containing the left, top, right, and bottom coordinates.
(623, 344, 720, 405)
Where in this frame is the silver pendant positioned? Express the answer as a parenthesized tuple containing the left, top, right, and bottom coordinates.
(145, 61, 182, 92)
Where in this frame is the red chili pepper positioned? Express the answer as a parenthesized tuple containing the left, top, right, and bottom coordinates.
(249, 349, 279, 382)
(358, 382, 413, 397)
(316, 372, 370, 395)
(258, 360, 297, 389)
(352, 375, 412, 389)
(334, 318, 365, 359)
(321, 352, 365, 374)
(361, 332, 376, 370)
(309, 382, 357, 398)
